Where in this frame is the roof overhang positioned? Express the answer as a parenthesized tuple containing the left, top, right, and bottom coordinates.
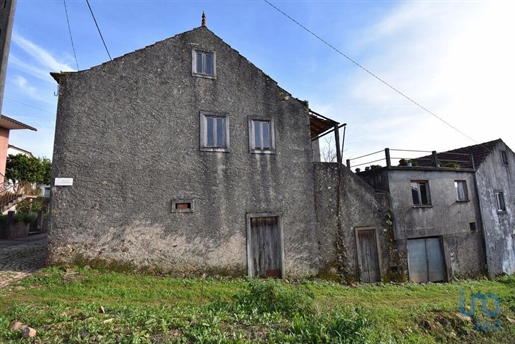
(50, 72, 63, 84)
(309, 110, 339, 141)
(0, 115, 37, 131)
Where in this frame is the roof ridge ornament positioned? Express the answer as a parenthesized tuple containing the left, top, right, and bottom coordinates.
(201, 12, 207, 27)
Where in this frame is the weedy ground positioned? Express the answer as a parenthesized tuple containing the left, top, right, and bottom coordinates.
(0, 267, 514, 343)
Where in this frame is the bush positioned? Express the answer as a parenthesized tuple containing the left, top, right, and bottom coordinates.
(16, 199, 44, 214)
(14, 212, 37, 224)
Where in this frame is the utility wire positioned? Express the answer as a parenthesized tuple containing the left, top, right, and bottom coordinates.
(4, 97, 55, 114)
(64, 0, 79, 70)
(85, 0, 112, 61)
(264, 0, 477, 144)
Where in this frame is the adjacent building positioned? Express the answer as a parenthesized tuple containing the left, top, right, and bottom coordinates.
(428, 139, 515, 277)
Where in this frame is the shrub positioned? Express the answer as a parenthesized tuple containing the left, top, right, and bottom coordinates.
(15, 212, 37, 224)
(16, 199, 44, 214)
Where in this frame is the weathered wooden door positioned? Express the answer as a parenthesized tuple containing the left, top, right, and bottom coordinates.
(407, 237, 446, 283)
(357, 229, 380, 283)
(248, 216, 282, 278)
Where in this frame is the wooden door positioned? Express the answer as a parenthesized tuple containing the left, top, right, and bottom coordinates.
(248, 216, 282, 278)
(357, 229, 380, 283)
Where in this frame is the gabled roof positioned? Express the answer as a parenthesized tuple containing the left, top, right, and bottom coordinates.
(0, 114, 37, 131)
(438, 139, 503, 167)
(415, 139, 503, 169)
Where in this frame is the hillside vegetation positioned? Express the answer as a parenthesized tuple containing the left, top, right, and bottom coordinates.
(1, 267, 514, 343)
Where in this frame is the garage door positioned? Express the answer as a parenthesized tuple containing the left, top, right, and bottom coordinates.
(407, 237, 446, 283)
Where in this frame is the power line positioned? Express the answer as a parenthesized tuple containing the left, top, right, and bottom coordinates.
(4, 97, 55, 114)
(85, 0, 112, 61)
(64, 0, 79, 71)
(263, 0, 477, 144)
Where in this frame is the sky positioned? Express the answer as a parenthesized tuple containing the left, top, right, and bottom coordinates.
(3, 0, 515, 167)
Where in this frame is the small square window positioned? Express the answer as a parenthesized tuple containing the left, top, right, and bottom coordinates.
(249, 118, 275, 154)
(455, 180, 469, 201)
(411, 181, 431, 206)
(200, 111, 229, 152)
(495, 191, 506, 212)
(192, 50, 215, 77)
(501, 150, 508, 166)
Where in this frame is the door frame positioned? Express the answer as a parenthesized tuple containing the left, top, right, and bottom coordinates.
(246, 212, 284, 278)
(355, 227, 382, 283)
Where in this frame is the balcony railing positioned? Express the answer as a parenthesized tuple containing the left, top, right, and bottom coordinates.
(346, 148, 475, 172)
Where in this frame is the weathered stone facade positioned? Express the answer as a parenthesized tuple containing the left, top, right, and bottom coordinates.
(314, 163, 390, 282)
(49, 26, 319, 277)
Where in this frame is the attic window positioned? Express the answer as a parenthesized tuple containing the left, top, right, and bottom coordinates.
(171, 199, 195, 213)
(192, 50, 215, 78)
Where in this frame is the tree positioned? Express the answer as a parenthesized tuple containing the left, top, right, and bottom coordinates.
(5, 154, 52, 192)
(320, 137, 337, 162)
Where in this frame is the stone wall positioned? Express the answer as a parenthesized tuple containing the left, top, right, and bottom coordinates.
(49, 27, 318, 277)
(314, 163, 390, 281)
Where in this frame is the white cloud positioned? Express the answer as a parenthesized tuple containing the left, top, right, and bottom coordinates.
(12, 32, 75, 72)
(330, 1, 515, 163)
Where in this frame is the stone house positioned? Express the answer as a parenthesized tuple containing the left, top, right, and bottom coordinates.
(48, 19, 353, 278)
(356, 151, 486, 282)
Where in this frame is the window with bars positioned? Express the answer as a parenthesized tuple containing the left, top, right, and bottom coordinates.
(411, 181, 431, 206)
(454, 180, 469, 201)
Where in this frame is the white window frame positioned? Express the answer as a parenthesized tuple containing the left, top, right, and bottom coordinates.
(495, 190, 506, 212)
(249, 118, 275, 154)
(411, 180, 431, 206)
(454, 180, 469, 202)
(192, 50, 216, 78)
(501, 150, 509, 166)
(200, 111, 230, 152)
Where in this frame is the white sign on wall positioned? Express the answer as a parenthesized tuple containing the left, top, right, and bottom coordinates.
(54, 177, 74, 186)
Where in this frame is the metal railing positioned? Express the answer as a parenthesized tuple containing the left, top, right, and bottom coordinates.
(346, 148, 475, 172)
(0, 180, 39, 212)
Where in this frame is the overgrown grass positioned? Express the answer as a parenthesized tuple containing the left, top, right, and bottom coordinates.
(0, 267, 514, 343)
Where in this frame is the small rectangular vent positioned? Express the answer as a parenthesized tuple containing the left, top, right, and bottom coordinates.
(171, 199, 195, 213)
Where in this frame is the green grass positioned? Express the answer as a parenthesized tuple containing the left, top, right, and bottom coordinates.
(0, 267, 514, 343)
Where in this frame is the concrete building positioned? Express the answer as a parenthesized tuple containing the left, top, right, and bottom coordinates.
(430, 139, 515, 277)
(356, 151, 486, 282)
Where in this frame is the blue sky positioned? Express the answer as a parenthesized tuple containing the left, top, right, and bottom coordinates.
(3, 0, 515, 166)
